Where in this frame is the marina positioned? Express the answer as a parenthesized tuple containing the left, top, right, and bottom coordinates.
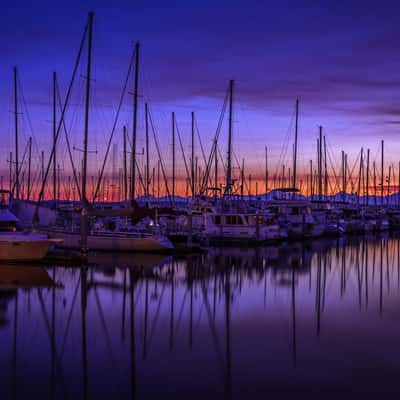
(1, 2, 400, 398)
(2, 12, 400, 259)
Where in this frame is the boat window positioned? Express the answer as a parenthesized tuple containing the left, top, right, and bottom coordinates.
(214, 215, 221, 225)
(248, 215, 262, 224)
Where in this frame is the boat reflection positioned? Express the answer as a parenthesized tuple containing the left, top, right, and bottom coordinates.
(1, 236, 400, 399)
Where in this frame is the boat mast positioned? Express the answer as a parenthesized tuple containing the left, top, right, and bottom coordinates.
(195, 157, 199, 196)
(13, 66, 19, 199)
(157, 159, 160, 199)
(387, 165, 391, 205)
(8, 152, 12, 193)
(226, 80, 234, 195)
(318, 126, 322, 200)
(145, 103, 150, 203)
(191, 111, 195, 200)
(152, 167, 155, 199)
(398, 161, 400, 208)
(81, 11, 93, 204)
(324, 136, 328, 199)
(381, 139, 384, 205)
(27, 137, 32, 200)
(214, 146, 218, 197)
(53, 71, 57, 206)
(123, 126, 128, 202)
(131, 41, 140, 207)
(41, 151, 45, 188)
(357, 148, 363, 204)
(345, 154, 348, 199)
(341, 150, 345, 201)
(57, 164, 61, 201)
(241, 159, 244, 199)
(81, 11, 94, 255)
(265, 146, 268, 199)
(172, 111, 175, 205)
(248, 173, 252, 198)
(366, 148, 370, 206)
(373, 161, 377, 205)
(293, 99, 299, 194)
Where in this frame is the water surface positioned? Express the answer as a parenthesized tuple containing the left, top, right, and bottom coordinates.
(1, 235, 399, 399)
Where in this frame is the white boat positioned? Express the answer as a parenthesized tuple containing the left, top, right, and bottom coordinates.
(0, 190, 62, 262)
(203, 211, 282, 243)
(45, 227, 173, 252)
(267, 199, 325, 238)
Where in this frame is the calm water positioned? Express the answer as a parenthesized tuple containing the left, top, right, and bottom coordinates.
(1, 235, 400, 399)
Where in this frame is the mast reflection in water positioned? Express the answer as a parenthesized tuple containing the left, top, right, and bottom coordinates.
(1, 236, 400, 399)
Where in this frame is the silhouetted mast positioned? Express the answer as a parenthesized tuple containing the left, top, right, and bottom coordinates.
(131, 41, 140, 207)
(366, 148, 370, 206)
(323, 136, 328, 198)
(81, 12, 93, 204)
(373, 161, 377, 205)
(345, 154, 348, 198)
(8, 152, 12, 192)
(265, 146, 268, 198)
(191, 111, 195, 200)
(27, 137, 32, 200)
(172, 112, 175, 204)
(398, 161, 400, 208)
(318, 126, 322, 200)
(214, 147, 218, 196)
(157, 160, 160, 199)
(123, 126, 128, 201)
(240, 159, 245, 198)
(381, 139, 384, 205)
(53, 71, 57, 205)
(41, 151, 45, 187)
(226, 80, 234, 194)
(341, 150, 345, 201)
(357, 148, 364, 204)
(293, 99, 299, 193)
(145, 103, 150, 202)
(387, 165, 391, 205)
(13, 66, 19, 199)
(81, 11, 94, 254)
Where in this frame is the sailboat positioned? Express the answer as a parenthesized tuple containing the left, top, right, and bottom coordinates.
(0, 190, 62, 262)
(37, 12, 173, 253)
(45, 224, 173, 252)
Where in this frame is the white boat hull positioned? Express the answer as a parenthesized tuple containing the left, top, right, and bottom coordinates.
(46, 230, 173, 252)
(205, 225, 281, 242)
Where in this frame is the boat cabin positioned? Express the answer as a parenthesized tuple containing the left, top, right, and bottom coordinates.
(211, 213, 263, 226)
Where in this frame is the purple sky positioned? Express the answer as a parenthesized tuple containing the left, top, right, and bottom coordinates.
(1, 0, 400, 191)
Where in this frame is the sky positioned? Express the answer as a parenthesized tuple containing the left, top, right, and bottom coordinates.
(1, 0, 400, 196)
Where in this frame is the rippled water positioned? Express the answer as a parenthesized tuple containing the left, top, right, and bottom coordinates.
(1, 235, 400, 399)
